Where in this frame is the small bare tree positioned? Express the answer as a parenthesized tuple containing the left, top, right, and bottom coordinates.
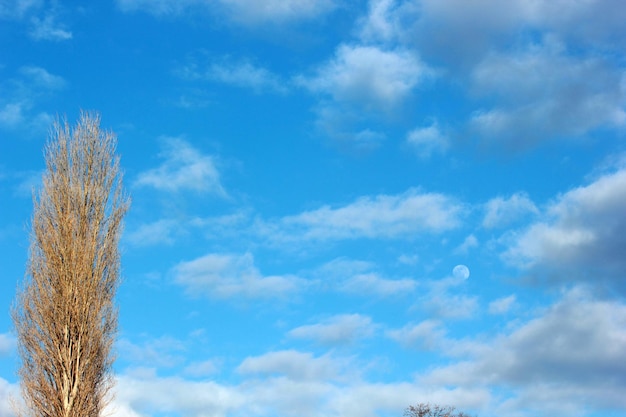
(404, 403, 472, 417)
(12, 112, 129, 417)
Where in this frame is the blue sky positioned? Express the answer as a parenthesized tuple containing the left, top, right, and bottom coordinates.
(1, 1, 626, 416)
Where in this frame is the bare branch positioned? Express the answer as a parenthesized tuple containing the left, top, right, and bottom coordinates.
(12, 112, 129, 417)
(404, 403, 473, 417)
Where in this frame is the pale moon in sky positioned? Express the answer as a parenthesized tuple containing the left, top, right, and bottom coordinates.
(453, 264, 470, 280)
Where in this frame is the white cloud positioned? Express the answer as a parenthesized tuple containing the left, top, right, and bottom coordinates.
(113, 373, 243, 417)
(357, 0, 410, 44)
(297, 43, 428, 145)
(0, 377, 19, 417)
(112, 368, 461, 417)
(127, 211, 251, 247)
(0, 1, 71, 41)
(524, 0, 626, 50)
(470, 37, 626, 146)
(397, 253, 419, 265)
(118, 335, 186, 369)
(411, 0, 626, 67)
(11, 169, 42, 198)
(454, 234, 478, 255)
(337, 272, 417, 297)
(488, 294, 516, 315)
(134, 137, 226, 196)
(14, 297, 620, 417)
(183, 359, 220, 378)
(106, 334, 497, 416)
(126, 219, 180, 246)
(288, 314, 376, 346)
(182, 58, 287, 94)
(483, 192, 538, 229)
(326, 383, 485, 417)
(237, 350, 344, 382)
(373, 0, 626, 148)
(425, 288, 626, 414)
(208, 61, 286, 94)
(313, 258, 417, 297)
(117, 0, 336, 25)
(19, 66, 66, 89)
(103, 318, 626, 417)
(502, 168, 626, 286)
(406, 122, 449, 158)
(116, 0, 198, 15)
(411, 270, 478, 320)
(0, 66, 64, 131)
(2, 69, 64, 131)
(29, 13, 72, 40)
(423, 293, 478, 320)
(0, 0, 42, 19)
(387, 320, 446, 350)
(0, 103, 25, 128)
(301, 44, 426, 111)
(351, 129, 387, 150)
(410, 0, 529, 69)
(173, 252, 306, 300)
(216, 0, 336, 25)
(307, 103, 388, 148)
(259, 188, 463, 243)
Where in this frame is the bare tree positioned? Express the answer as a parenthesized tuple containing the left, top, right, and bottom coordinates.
(12, 112, 129, 417)
(404, 403, 472, 417)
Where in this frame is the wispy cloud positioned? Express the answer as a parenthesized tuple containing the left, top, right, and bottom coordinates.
(337, 272, 417, 297)
(181, 57, 287, 94)
(470, 37, 626, 147)
(100, 290, 626, 417)
(313, 257, 418, 297)
(215, 0, 337, 26)
(258, 188, 463, 244)
(112, 373, 243, 417)
(482, 192, 538, 229)
(107, 288, 626, 417)
(387, 319, 446, 351)
(454, 234, 478, 255)
(118, 335, 187, 369)
(0, 0, 42, 20)
(297, 43, 428, 145)
(502, 167, 626, 287)
(299, 44, 426, 110)
(117, 0, 337, 25)
(134, 137, 226, 196)
(126, 218, 181, 246)
(127, 211, 251, 247)
(406, 121, 449, 158)
(183, 359, 220, 378)
(425, 288, 626, 414)
(116, 0, 198, 16)
(408, 266, 478, 320)
(357, 0, 406, 44)
(488, 294, 516, 315)
(237, 350, 348, 382)
(0, 66, 64, 131)
(288, 314, 376, 346)
(172, 252, 307, 300)
(29, 12, 72, 41)
(354, 0, 626, 150)
(0, 1, 72, 41)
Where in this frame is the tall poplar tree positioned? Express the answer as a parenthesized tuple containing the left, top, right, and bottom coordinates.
(12, 112, 129, 417)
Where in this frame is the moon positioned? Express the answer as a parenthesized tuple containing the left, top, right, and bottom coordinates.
(453, 264, 470, 280)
